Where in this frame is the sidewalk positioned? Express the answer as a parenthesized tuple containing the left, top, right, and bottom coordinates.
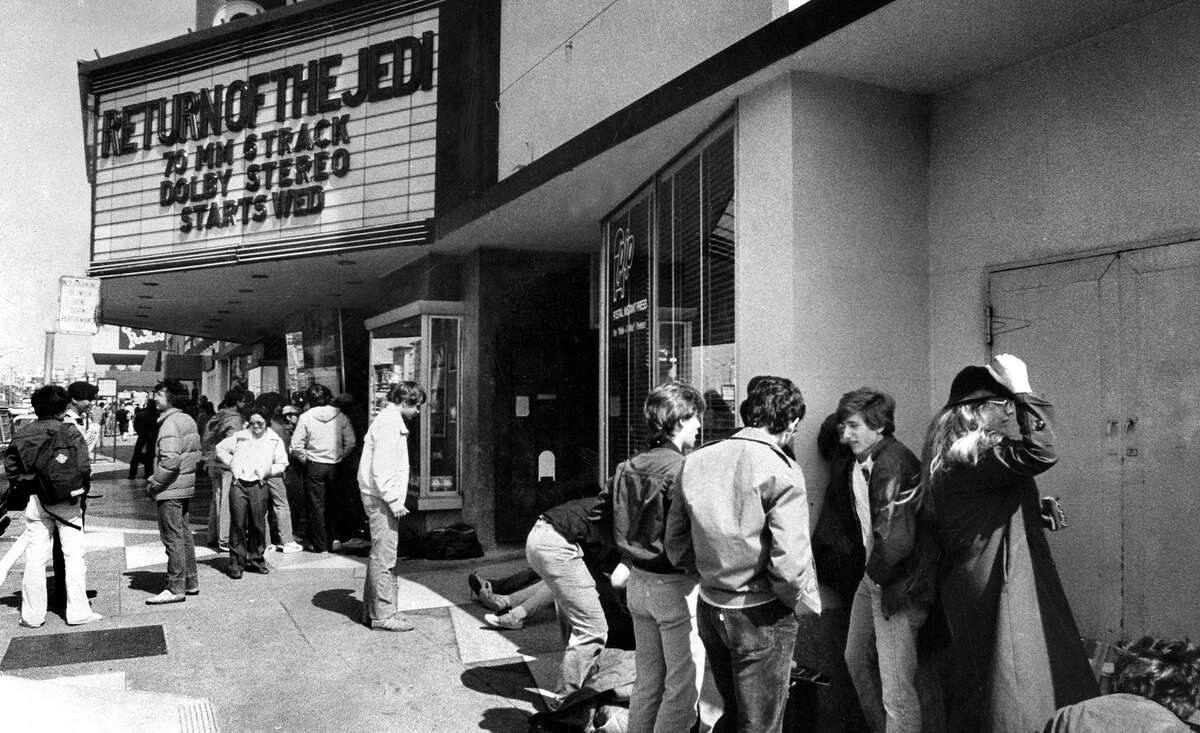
(0, 442, 560, 732)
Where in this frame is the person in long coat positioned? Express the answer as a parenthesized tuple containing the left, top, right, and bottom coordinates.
(924, 354, 1097, 732)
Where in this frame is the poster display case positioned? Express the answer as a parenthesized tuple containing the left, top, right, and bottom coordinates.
(365, 301, 464, 510)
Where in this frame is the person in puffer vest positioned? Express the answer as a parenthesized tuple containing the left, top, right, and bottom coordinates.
(145, 379, 202, 606)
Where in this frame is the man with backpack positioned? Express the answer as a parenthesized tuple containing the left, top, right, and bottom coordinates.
(3, 384, 101, 627)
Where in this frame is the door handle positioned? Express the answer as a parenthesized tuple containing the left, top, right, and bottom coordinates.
(1106, 419, 1119, 436)
(1124, 417, 1137, 433)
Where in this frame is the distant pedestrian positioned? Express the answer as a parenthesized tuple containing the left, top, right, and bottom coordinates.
(666, 375, 821, 733)
(145, 379, 201, 605)
(926, 354, 1097, 731)
(129, 397, 158, 480)
(196, 395, 215, 437)
(116, 403, 130, 437)
(216, 407, 288, 578)
(290, 384, 356, 553)
(3, 385, 101, 627)
(356, 381, 425, 631)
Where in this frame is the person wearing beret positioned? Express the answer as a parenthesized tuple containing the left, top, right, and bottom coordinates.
(923, 354, 1097, 732)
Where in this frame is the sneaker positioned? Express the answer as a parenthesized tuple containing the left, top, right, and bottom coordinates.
(484, 612, 524, 630)
(477, 582, 510, 613)
(244, 565, 270, 575)
(217, 542, 230, 553)
(344, 537, 370, 550)
(185, 587, 200, 596)
(18, 619, 43, 628)
(331, 540, 344, 552)
(279, 542, 304, 554)
(145, 590, 186, 605)
(265, 544, 279, 553)
(371, 614, 415, 632)
(67, 612, 103, 626)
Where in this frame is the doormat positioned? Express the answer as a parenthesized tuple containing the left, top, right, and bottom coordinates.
(1, 624, 167, 670)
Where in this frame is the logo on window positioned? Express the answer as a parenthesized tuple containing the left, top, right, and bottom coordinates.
(612, 227, 634, 303)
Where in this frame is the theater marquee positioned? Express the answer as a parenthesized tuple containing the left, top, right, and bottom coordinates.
(85, 2, 440, 266)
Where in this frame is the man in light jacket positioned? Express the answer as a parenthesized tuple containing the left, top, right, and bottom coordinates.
(291, 383, 357, 553)
(666, 375, 821, 733)
(356, 381, 425, 631)
(145, 379, 202, 605)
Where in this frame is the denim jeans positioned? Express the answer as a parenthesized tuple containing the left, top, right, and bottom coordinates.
(303, 461, 337, 551)
(206, 465, 231, 546)
(698, 598, 798, 733)
(156, 498, 198, 595)
(264, 475, 295, 546)
(229, 479, 269, 572)
(22, 496, 91, 625)
(627, 568, 706, 733)
(360, 493, 400, 622)
(844, 577, 925, 733)
(506, 580, 554, 620)
(525, 519, 607, 701)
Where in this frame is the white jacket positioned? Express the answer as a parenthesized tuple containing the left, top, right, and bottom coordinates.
(216, 428, 288, 483)
(290, 404, 356, 464)
(356, 404, 412, 516)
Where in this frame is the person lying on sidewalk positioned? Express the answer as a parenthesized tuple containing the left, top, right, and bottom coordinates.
(478, 576, 555, 630)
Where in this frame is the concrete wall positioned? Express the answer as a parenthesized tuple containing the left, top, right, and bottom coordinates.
(927, 1, 1200, 404)
(498, 0, 770, 178)
(738, 72, 930, 500)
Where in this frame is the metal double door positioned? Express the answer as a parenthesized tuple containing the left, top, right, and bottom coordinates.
(989, 239, 1200, 640)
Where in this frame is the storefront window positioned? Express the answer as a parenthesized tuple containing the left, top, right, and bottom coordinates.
(366, 302, 463, 509)
(282, 308, 345, 395)
(604, 117, 736, 470)
(606, 189, 653, 468)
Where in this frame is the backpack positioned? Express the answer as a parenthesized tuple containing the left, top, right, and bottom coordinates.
(31, 425, 88, 505)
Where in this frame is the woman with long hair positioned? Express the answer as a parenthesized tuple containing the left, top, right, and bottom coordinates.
(924, 354, 1097, 731)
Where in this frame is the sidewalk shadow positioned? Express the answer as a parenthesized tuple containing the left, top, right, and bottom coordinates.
(124, 570, 168, 594)
(461, 660, 544, 731)
(312, 588, 360, 622)
(0, 581, 98, 609)
(477, 708, 530, 732)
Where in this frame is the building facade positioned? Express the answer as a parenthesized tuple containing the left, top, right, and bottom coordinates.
(81, 0, 1198, 640)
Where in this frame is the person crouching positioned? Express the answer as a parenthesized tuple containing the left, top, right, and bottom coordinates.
(215, 407, 288, 578)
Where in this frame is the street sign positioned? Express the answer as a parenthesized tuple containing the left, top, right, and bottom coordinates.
(97, 378, 118, 398)
(57, 276, 101, 335)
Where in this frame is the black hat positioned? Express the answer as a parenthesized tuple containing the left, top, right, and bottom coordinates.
(945, 365, 1013, 408)
(66, 381, 99, 401)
